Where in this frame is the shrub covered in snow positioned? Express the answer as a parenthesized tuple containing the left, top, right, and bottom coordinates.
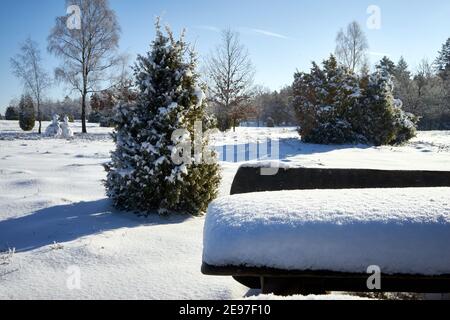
(89, 111, 114, 128)
(18, 94, 35, 131)
(292, 55, 418, 145)
(104, 21, 220, 216)
(5, 106, 19, 121)
(352, 68, 418, 146)
(88, 111, 102, 124)
(293, 55, 360, 144)
(392, 108, 419, 145)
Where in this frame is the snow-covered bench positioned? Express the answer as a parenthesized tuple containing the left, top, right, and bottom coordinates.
(202, 166, 450, 295)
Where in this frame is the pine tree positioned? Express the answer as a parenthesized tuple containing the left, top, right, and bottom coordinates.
(105, 21, 220, 216)
(293, 61, 325, 142)
(5, 106, 19, 120)
(435, 39, 450, 117)
(393, 57, 416, 114)
(395, 57, 411, 81)
(19, 94, 35, 131)
(435, 38, 450, 80)
(376, 56, 396, 76)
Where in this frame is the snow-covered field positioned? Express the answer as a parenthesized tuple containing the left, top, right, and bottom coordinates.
(0, 120, 449, 300)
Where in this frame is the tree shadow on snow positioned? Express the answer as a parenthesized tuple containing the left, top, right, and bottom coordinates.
(215, 138, 370, 163)
(0, 199, 191, 252)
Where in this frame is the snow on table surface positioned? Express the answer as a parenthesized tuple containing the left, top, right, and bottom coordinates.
(204, 188, 450, 275)
(1, 121, 450, 299)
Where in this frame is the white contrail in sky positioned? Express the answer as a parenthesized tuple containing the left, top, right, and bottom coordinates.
(248, 28, 290, 40)
(194, 25, 291, 40)
(194, 25, 220, 32)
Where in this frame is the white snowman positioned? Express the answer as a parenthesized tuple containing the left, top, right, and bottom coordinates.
(45, 114, 62, 137)
(61, 115, 74, 138)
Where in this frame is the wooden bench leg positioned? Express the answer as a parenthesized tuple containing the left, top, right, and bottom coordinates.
(233, 276, 261, 289)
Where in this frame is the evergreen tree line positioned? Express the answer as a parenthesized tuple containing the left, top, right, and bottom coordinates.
(248, 38, 450, 132)
(4, 96, 83, 122)
(3, 82, 136, 128)
(250, 86, 295, 127)
(376, 47, 450, 130)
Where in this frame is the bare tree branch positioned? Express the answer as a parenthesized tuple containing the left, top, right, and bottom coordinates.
(335, 21, 369, 72)
(205, 29, 255, 131)
(10, 38, 51, 134)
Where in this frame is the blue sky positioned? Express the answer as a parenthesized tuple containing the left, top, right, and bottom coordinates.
(1, 0, 450, 113)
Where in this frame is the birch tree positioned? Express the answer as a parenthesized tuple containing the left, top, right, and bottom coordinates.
(48, 0, 120, 133)
(335, 21, 369, 72)
(11, 38, 51, 134)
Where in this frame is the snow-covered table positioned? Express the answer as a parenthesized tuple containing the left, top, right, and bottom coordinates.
(202, 167, 450, 294)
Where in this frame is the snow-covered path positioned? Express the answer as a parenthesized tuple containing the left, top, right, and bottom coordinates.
(0, 120, 449, 299)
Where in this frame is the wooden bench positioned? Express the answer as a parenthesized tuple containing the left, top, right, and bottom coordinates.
(202, 166, 450, 295)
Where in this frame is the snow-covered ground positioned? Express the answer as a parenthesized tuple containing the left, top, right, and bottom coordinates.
(0, 120, 449, 299)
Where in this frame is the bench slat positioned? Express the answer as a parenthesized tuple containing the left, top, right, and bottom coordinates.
(231, 167, 450, 195)
(202, 263, 450, 293)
